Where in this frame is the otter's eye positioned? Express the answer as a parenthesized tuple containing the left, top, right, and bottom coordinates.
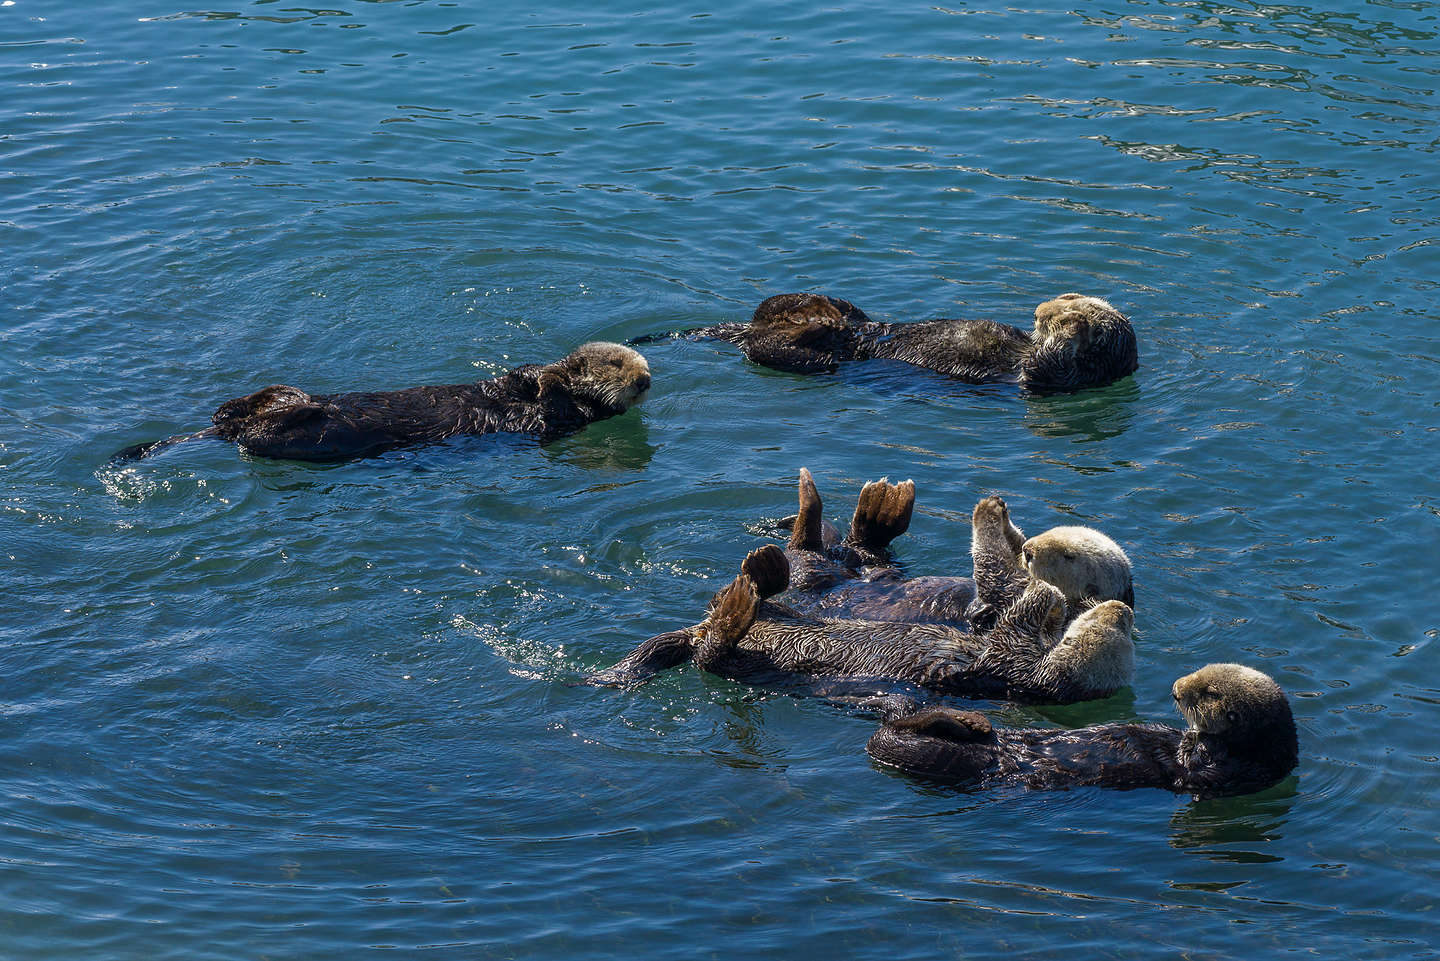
(1063, 552, 1076, 562)
(1226, 710, 1239, 725)
(609, 358, 624, 368)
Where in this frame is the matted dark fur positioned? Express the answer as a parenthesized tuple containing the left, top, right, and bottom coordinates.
(644, 291, 1137, 394)
(589, 545, 1135, 704)
(111, 342, 651, 463)
(867, 663, 1298, 800)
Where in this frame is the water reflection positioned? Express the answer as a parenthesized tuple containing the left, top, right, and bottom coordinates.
(1168, 778, 1298, 864)
(1023, 379, 1140, 442)
(543, 415, 655, 472)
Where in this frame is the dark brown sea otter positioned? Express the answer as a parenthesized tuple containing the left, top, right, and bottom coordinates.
(111, 342, 651, 463)
(866, 663, 1298, 800)
(590, 546, 1135, 705)
(643, 292, 1137, 394)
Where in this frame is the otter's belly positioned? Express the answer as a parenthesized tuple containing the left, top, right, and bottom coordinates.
(1003, 724, 1183, 791)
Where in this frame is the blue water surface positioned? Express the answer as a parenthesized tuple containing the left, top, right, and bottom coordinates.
(3, 0, 1438, 957)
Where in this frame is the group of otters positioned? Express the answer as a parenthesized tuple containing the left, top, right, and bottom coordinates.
(114, 291, 1298, 799)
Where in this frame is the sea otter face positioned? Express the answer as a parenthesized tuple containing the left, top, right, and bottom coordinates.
(1022, 526, 1134, 608)
(1032, 293, 1120, 342)
(1172, 663, 1290, 738)
(562, 342, 652, 413)
(1039, 599, 1135, 694)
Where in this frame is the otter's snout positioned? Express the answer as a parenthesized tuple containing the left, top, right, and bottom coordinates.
(635, 372, 651, 393)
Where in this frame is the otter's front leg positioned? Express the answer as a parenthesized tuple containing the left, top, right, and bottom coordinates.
(842, 477, 915, 564)
(693, 574, 763, 672)
(968, 495, 1030, 631)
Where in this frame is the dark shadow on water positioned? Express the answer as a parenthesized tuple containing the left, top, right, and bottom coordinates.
(543, 415, 655, 473)
(1168, 777, 1298, 865)
(1025, 686, 1140, 726)
(1022, 377, 1141, 442)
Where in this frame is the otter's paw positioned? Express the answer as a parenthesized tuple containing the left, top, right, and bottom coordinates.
(741, 544, 790, 598)
(972, 495, 1010, 532)
(703, 574, 762, 645)
(847, 478, 915, 553)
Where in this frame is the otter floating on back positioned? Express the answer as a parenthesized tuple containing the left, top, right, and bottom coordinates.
(111, 342, 652, 463)
(590, 546, 1136, 705)
(641, 292, 1138, 395)
(867, 663, 1298, 799)
(777, 470, 1133, 633)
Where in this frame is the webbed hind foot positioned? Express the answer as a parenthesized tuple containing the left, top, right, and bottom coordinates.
(740, 544, 790, 599)
(844, 477, 915, 559)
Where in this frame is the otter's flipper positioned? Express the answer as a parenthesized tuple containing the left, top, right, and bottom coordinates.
(887, 707, 995, 744)
(843, 477, 915, 559)
(694, 574, 761, 671)
(211, 384, 315, 431)
(775, 514, 843, 551)
(583, 629, 695, 687)
(788, 467, 827, 552)
(740, 544, 790, 599)
(109, 427, 222, 463)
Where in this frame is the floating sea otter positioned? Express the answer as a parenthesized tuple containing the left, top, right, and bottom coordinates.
(640, 292, 1137, 394)
(779, 469, 1133, 632)
(591, 546, 1135, 705)
(111, 342, 652, 463)
(866, 663, 1298, 799)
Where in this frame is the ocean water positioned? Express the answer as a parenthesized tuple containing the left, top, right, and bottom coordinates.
(3, 0, 1438, 956)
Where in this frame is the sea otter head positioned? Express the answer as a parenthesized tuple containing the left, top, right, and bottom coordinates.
(1022, 525, 1134, 609)
(1172, 663, 1294, 741)
(546, 342, 652, 413)
(1035, 599, 1135, 697)
(1021, 293, 1138, 394)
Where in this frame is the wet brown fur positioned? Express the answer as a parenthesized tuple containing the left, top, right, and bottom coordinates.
(867, 663, 1297, 799)
(113, 342, 651, 463)
(674, 291, 1137, 394)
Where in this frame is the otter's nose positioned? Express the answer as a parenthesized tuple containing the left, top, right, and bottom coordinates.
(636, 373, 651, 392)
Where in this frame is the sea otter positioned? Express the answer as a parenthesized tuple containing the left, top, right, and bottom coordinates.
(866, 663, 1299, 799)
(590, 546, 1135, 703)
(642, 291, 1137, 394)
(779, 474, 1133, 632)
(111, 342, 652, 463)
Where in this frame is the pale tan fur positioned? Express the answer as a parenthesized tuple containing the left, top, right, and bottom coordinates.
(1022, 525, 1133, 607)
(1033, 599, 1135, 694)
(1172, 663, 1288, 736)
(556, 342, 651, 411)
(1031, 293, 1123, 342)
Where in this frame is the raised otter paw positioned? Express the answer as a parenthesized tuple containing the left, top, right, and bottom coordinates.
(740, 544, 790, 599)
(972, 495, 1010, 532)
(702, 574, 762, 647)
(845, 477, 915, 554)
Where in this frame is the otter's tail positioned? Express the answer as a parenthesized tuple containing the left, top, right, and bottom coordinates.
(626, 323, 748, 348)
(110, 427, 221, 463)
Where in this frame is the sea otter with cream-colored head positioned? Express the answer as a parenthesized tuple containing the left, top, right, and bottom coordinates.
(867, 662, 1298, 799)
(112, 341, 651, 463)
(590, 545, 1136, 704)
(642, 291, 1137, 394)
(780, 480, 1134, 634)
